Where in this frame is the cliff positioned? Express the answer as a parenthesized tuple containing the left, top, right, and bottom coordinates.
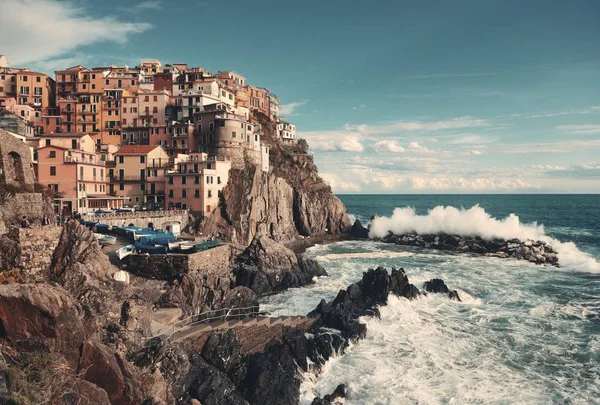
(202, 130, 350, 246)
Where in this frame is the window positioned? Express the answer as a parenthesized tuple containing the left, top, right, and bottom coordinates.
(218, 120, 225, 127)
(45, 139, 51, 146)
(232, 131, 236, 138)
(209, 122, 214, 131)
(143, 132, 148, 138)
(120, 183, 124, 191)
(182, 190, 187, 198)
(131, 80, 135, 85)
(92, 74, 96, 79)
(195, 176, 200, 184)
(194, 190, 200, 198)
(197, 124, 202, 132)
(168, 176, 173, 185)
(153, 96, 157, 102)
(217, 176, 221, 184)
(140, 156, 146, 164)
(208, 190, 212, 198)
(34, 87, 42, 96)
(221, 90, 225, 97)
(153, 106, 158, 113)
(144, 96, 149, 102)
(119, 156, 124, 164)
(229, 94, 233, 100)
(168, 190, 173, 197)
(206, 176, 210, 184)
(22, 76, 27, 82)
(141, 183, 145, 191)
(182, 176, 186, 185)
(49, 151, 56, 158)
(36, 76, 41, 83)
(105, 79, 110, 85)
(50, 166, 56, 176)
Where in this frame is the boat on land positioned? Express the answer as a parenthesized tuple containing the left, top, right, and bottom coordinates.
(134, 242, 168, 255)
(98, 235, 116, 246)
(117, 245, 136, 260)
(179, 241, 196, 251)
(195, 239, 219, 251)
(168, 241, 181, 251)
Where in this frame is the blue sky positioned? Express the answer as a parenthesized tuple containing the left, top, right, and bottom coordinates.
(1, 0, 600, 193)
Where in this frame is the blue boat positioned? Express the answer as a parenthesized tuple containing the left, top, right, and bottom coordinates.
(134, 241, 168, 255)
(195, 239, 219, 251)
(95, 223, 111, 233)
(138, 233, 177, 246)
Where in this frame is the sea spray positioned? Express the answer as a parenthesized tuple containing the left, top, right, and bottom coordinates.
(369, 205, 600, 272)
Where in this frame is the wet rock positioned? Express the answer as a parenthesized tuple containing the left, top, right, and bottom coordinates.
(349, 219, 369, 239)
(423, 278, 461, 301)
(236, 234, 328, 295)
(382, 233, 560, 266)
(312, 383, 346, 404)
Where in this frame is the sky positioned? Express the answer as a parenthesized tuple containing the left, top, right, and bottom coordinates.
(1, 0, 600, 194)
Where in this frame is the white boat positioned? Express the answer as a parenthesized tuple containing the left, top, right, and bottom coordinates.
(179, 242, 195, 251)
(133, 232, 153, 241)
(93, 233, 104, 240)
(99, 235, 117, 246)
(168, 241, 181, 251)
(117, 244, 136, 260)
(112, 270, 130, 284)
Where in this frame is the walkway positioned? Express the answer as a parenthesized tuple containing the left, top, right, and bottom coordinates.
(166, 315, 314, 343)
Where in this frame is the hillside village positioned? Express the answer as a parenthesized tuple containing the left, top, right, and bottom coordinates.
(0, 55, 298, 216)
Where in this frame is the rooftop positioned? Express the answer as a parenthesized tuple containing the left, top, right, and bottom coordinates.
(115, 145, 161, 155)
(39, 132, 90, 138)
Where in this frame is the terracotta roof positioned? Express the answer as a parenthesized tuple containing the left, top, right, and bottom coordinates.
(39, 132, 89, 138)
(115, 145, 161, 155)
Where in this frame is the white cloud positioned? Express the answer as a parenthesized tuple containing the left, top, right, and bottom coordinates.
(352, 104, 366, 111)
(501, 139, 600, 154)
(280, 100, 309, 117)
(0, 0, 151, 67)
(299, 129, 364, 152)
(371, 140, 406, 153)
(321, 173, 361, 192)
(345, 116, 488, 135)
(447, 134, 498, 145)
(471, 150, 483, 155)
(410, 177, 540, 191)
(130, 1, 162, 10)
(408, 142, 435, 154)
(556, 125, 600, 135)
(350, 166, 404, 190)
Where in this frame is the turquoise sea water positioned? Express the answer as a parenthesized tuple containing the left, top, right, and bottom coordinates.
(261, 195, 600, 405)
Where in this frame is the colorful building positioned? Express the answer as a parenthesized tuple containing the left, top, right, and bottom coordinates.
(276, 121, 297, 144)
(165, 153, 231, 216)
(109, 145, 170, 208)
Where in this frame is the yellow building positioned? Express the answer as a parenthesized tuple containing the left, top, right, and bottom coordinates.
(15, 69, 55, 113)
(109, 145, 170, 208)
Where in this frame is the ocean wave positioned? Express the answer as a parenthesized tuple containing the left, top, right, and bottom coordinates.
(320, 251, 414, 261)
(369, 205, 600, 273)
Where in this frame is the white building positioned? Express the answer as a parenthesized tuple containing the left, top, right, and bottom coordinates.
(276, 121, 297, 144)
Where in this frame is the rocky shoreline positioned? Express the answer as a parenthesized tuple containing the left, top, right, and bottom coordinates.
(350, 219, 560, 266)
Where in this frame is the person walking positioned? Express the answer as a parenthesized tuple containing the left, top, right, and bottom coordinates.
(20, 216, 30, 228)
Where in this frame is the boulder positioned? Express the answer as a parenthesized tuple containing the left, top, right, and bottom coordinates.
(0, 283, 88, 359)
(312, 383, 346, 405)
(349, 219, 369, 239)
(423, 278, 461, 301)
(52, 379, 111, 405)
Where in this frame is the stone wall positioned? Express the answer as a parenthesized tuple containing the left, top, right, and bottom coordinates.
(125, 245, 232, 281)
(81, 210, 189, 231)
(0, 129, 36, 187)
(0, 226, 62, 277)
(0, 193, 54, 234)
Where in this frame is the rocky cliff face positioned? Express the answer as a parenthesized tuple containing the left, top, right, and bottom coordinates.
(202, 132, 351, 246)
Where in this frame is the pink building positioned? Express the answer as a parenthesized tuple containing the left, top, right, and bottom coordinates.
(165, 153, 230, 216)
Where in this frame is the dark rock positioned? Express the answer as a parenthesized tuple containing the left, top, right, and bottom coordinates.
(312, 383, 347, 404)
(349, 219, 369, 239)
(423, 278, 462, 301)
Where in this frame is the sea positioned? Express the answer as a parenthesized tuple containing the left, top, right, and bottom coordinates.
(260, 194, 600, 405)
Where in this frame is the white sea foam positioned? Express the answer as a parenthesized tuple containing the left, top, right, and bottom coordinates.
(369, 205, 600, 272)
(320, 251, 414, 261)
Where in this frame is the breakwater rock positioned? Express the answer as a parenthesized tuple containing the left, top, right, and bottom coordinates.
(136, 266, 420, 404)
(382, 233, 559, 266)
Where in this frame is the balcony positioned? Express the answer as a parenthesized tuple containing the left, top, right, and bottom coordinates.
(144, 190, 165, 196)
(109, 174, 146, 182)
(65, 156, 105, 166)
(105, 123, 121, 129)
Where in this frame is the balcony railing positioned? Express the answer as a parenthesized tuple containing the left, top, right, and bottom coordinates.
(109, 174, 146, 182)
(65, 156, 105, 166)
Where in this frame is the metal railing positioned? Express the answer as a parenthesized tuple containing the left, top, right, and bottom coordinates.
(152, 305, 261, 340)
(82, 209, 188, 219)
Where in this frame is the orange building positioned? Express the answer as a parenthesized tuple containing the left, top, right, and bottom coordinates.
(246, 85, 270, 116)
(36, 133, 122, 214)
(15, 70, 55, 113)
(165, 153, 231, 216)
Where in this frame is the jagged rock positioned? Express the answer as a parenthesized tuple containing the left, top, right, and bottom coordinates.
(423, 278, 461, 301)
(382, 233, 560, 266)
(0, 283, 88, 360)
(53, 379, 111, 405)
(349, 219, 369, 239)
(312, 383, 346, 405)
(235, 234, 327, 295)
(78, 340, 144, 405)
(201, 163, 350, 245)
(222, 286, 259, 310)
(240, 233, 298, 270)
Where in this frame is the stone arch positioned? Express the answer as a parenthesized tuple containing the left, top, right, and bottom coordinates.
(6, 151, 25, 184)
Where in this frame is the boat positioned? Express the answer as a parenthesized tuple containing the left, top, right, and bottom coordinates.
(168, 241, 181, 251)
(98, 235, 116, 246)
(194, 239, 219, 251)
(112, 270, 130, 284)
(134, 242, 168, 255)
(95, 223, 111, 233)
(179, 241, 196, 251)
(117, 244, 136, 260)
(93, 233, 103, 240)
